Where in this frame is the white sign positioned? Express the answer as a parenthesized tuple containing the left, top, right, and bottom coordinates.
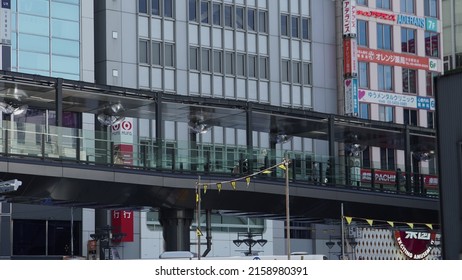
(344, 78, 359, 115)
(358, 89, 435, 111)
(0, 0, 11, 45)
(112, 118, 134, 143)
(342, 0, 357, 36)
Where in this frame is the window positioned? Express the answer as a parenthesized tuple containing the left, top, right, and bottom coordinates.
(189, 0, 197, 22)
(260, 57, 268, 79)
(401, 28, 416, 54)
(190, 47, 199, 70)
(380, 148, 395, 170)
(152, 42, 161, 65)
(248, 55, 257, 78)
(201, 1, 209, 24)
(303, 63, 312, 85)
(358, 62, 369, 88)
(281, 15, 289, 36)
(213, 3, 221, 25)
(248, 9, 255, 31)
(427, 111, 435, 129)
(282, 60, 290, 82)
(379, 105, 394, 122)
(213, 50, 222, 74)
(292, 61, 301, 84)
(402, 68, 417, 94)
(236, 53, 245, 76)
(376, 0, 391, 10)
(426, 71, 436, 96)
(139, 0, 148, 13)
(201, 49, 210, 72)
(425, 31, 439, 57)
(152, 0, 160, 16)
(139, 40, 149, 64)
(164, 0, 173, 17)
(224, 5, 233, 28)
(424, 0, 438, 18)
(292, 16, 299, 38)
(404, 109, 418, 126)
(236, 7, 244, 29)
(357, 20, 368, 47)
(225, 52, 234, 75)
(259, 11, 267, 33)
(302, 18, 310, 40)
(377, 23, 392, 50)
(359, 103, 370, 119)
(401, 0, 414, 14)
(357, 0, 368, 5)
(164, 44, 174, 67)
(378, 64, 393, 91)
(362, 147, 371, 169)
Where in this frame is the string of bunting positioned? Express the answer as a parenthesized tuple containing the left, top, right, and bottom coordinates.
(195, 160, 288, 199)
(343, 215, 439, 230)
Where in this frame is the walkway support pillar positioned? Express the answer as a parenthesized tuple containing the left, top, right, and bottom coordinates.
(159, 208, 194, 252)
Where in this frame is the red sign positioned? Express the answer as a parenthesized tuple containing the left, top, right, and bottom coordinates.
(357, 47, 430, 70)
(114, 144, 133, 165)
(361, 169, 439, 189)
(343, 38, 358, 77)
(112, 210, 134, 242)
(356, 9, 396, 21)
(395, 231, 436, 259)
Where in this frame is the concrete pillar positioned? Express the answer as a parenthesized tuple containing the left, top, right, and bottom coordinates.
(159, 208, 193, 252)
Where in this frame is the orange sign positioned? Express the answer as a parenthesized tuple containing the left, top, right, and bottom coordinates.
(357, 47, 430, 70)
(344, 38, 358, 77)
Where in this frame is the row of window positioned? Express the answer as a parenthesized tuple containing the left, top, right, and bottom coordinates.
(359, 103, 435, 129)
(281, 14, 311, 40)
(357, 0, 439, 18)
(139, 0, 174, 18)
(358, 62, 437, 96)
(139, 40, 175, 67)
(357, 21, 440, 58)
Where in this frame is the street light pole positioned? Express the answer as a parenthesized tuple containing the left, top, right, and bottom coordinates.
(285, 158, 291, 260)
(196, 176, 201, 260)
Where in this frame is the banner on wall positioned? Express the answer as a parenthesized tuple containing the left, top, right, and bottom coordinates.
(0, 0, 11, 45)
(360, 169, 439, 188)
(344, 78, 359, 116)
(342, 0, 357, 36)
(111, 210, 134, 242)
(112, 118, 134, 165)
(358, 89, 436, 111)
(343, 38, 358, 77)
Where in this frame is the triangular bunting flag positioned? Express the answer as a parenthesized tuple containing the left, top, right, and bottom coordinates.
(203, 184, 207, 194)
(262, 170, 272, 174)
(278, 164, 286, 170)
(426, 224, 433, 230)
(407, 223, 414, 229)
(246, 177, 251, 187)
(196, 228, 203, 236)
(195, 193, 199, 203)
(387, 221, 394, 227)
(217, 183, 222, 192)
(345, 216, 353, 225)
(366, 219, 373, 226)
(231, 181, 236, 190)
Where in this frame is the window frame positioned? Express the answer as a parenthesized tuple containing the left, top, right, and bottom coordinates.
(403, 108, 418, 126)
(425, 31, 440, 58)
(401, 27, 416, 54)
(424, 0, 438, 18)
(357, 20, 368, 47)
(402, 68, 417, 94)
(377, 64, 393, 91)
(377, 23, 393, 51)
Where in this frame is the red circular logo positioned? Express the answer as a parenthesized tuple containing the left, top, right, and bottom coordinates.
(122, 121, 132, 131)
(112, 124, 120, 131)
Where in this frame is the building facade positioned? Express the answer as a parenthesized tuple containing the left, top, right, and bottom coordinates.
(442, 0, 462, 70)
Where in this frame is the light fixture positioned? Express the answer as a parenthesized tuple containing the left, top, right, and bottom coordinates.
(0, 101, 28, 116)
(97, 103, 125, 126)
(189, 121, 210, 134)
(275, 133, 292, 144)
(413, 150, 435, 161)
(232, 239, 243, 247)
(97, 114, 125, 126)
(256, 238, 267, 247)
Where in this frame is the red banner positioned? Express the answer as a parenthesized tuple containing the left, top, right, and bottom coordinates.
(357, 47, 430, 70)
(111, 210, 134, 242)
(395, 231, 436, 260)
(114, 144, 133, 165)
(343, 38, 358, 77)
(361, 169, 439, 189)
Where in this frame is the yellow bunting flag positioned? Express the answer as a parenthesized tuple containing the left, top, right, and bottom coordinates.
(195, 193, 199, 203)
(366, 219, 374, 226)
(203, 184, 207, 194)
(262, 170, 272, 174)
(217, 183, 222, 192)
(426, 224, 433, 230)
(407, 223, 414, 229)
(196, 228, 203, 236)
(246, 177, 251, 187)
(345, 216, 353, 225)
(387, 221, 394, 227)
(231, 181, 236, 190)
(278, 164, 286, 170)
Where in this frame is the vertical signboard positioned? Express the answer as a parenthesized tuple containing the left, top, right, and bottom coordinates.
(342, 0, 357, 37)
(112, 118, 134, 165)
(111, 210, 134, 242)
(343, 38, 358, 77)
(0, 0, 10, 45)
(345, 78, 359, 116)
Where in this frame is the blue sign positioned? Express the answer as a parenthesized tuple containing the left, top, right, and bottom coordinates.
(426, 18, 438, 32)
(397, 14, 425, 29)
(352, 78, 359, 115)
(417, 96, 435, 110)
(2, 0, 10, 9)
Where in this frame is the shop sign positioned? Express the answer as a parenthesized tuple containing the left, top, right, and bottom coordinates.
(360, 169, 439, 187)
(343, 38, 358, 77)
(395, 231, 436, 260)
(358, 89, 435, 111)
(343, 0, 357, 36)
(344, 78, 359, 116)
(397, 14, 425, 29)
(357, 47, 433, 71)
(426, 18, 438, 32)
(0, 0, 11, 45)
(112, 210, 134, 242)
(356, 9, 396, 21)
